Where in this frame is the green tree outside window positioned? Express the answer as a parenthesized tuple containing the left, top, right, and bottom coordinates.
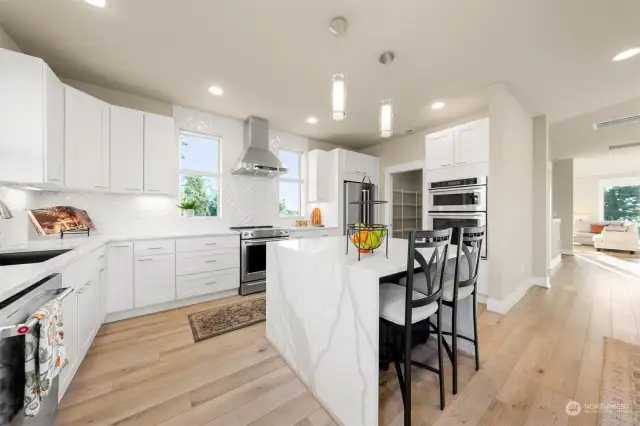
(603, 185, 640, 222)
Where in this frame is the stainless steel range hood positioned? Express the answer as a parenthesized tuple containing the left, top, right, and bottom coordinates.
(231, 116, 287, 178)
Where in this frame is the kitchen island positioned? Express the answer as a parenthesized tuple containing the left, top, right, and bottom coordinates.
(266, 236, 477, 426)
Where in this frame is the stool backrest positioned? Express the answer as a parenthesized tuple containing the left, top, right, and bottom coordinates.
(452, 226, 485, 292)
(405, 229, 452, 321)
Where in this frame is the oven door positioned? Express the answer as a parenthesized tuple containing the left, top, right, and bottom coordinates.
(241, 238, 289, 283)
(429, 186, 486, 212)
(427, 212, 487, 258)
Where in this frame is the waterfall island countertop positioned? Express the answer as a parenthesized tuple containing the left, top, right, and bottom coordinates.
(266, 236, 473, 426)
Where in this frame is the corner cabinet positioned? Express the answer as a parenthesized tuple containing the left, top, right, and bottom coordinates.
(425, 118, 489, 171)
(0, 49, 64, 186)
(144, 113, 177, 195)
(65, 85, 110, 191)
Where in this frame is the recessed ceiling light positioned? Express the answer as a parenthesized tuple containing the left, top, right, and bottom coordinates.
(431, 101, 445, 110)
(84, 0, 107, 8)
(306, 116, 318, 124)
(208, 86, 224, 96)
(613, 48, 640, 62)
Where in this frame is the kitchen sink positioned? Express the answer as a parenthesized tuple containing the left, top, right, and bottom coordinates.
(0, 249, 73, 266)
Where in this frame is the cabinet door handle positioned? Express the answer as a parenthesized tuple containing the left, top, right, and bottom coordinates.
(125, 188, 141, 191)
(76, 287, 88, 294)
(440, 163, 451, 167)
(147, 189, 162, 192)
(147, 247, 163, 250)
(138, 259, 153, 262)
(85, 280, 92, 286)
(205, 281, 217, 285)
(458, 161, 467, 164)
(205, 260, 217, 263)
(114, 245, 130, 248)
(205, 243, 217, 246)
(48, 177, 60, 182)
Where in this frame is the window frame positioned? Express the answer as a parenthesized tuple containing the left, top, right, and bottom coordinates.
(178, 129, 222, 218)
(277, 149, 305, 218)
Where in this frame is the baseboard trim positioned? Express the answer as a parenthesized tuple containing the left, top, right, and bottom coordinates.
(486, 279, 534, 315)
(549, 255, 562, 270)
(562, 249, 575, 256)
(530, 276, 550, 289)
(105, 289, 239, 323)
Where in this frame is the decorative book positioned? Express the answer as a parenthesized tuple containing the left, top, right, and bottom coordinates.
(27, 207, 96, 236)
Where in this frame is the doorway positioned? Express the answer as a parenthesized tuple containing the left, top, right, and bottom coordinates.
(389, 169, 423, 239)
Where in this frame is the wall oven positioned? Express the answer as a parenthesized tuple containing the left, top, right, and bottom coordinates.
(428, 176, 487, 212)
(234, 227, 290, 295)
(427, 212, 487, 259)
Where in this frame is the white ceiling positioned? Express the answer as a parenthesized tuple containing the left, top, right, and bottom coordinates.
(2, 0, 640, 149)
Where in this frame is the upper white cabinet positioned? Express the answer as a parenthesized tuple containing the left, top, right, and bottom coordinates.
(0, 49, 64, 185)
(340, 150, 379, 183)
(454, 119, 489, 166)
(110, 106, 144, 193)
(65, 85, 110, 191)
(308, 150, 333, 202)
(425, 130, 455, 170)
(144, 112, 176, 195)
(425, 118, 489, 171)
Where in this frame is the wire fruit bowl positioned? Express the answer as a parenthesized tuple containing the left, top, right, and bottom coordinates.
(346, 224, 389, 260)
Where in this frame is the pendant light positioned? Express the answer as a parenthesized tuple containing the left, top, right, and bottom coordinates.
(330, 17, 348, 121)
(378, 52, 395, 138)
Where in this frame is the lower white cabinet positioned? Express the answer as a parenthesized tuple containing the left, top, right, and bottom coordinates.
(290, 228, 341, 240)
(176, 249, 238, 276)
(106, 243, 134, 313)
(77, 277, 98, 357)
(177, 269, 239, 299)
(135, 253, 176, 308)
(58, 283, 78, 397)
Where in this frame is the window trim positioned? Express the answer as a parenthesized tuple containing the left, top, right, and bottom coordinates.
(178, 129, 222, 218)
(277, 149, 305, 218)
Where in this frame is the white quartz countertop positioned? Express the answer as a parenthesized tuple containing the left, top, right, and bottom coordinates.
(273, 236, 457, 278)
(0, 230, 241, 303)
(288, 226, 339, 232)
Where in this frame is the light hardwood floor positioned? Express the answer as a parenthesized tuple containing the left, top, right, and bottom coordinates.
(56, 254, 637, 425)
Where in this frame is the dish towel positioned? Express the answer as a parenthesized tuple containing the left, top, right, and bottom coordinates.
(23, 299, 68, 417)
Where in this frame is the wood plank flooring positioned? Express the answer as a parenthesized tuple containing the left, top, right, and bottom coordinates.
(56, 253, 639, 425)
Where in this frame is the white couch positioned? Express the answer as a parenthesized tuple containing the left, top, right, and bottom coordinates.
(593, 222, 639, 254)
(573, 219, 615, 246)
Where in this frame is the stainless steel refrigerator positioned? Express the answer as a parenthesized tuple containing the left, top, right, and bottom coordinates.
(343, 180, 377, 234)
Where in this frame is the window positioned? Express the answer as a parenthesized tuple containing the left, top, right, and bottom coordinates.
(179, 130, 220, 217)
(278, 150, 303, 217)
(602, 183, 640, 222)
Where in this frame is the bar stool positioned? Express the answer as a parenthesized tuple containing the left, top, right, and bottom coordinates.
(379, 229, 452, 425)
(437, 226, 485, 394)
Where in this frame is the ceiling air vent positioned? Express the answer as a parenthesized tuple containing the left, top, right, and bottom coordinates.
(594, 114, 640, 130)
(609, 141, 640, 151)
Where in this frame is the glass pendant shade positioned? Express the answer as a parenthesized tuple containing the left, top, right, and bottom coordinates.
(332, 74, 346, 121)
(379, 100, 393, 138)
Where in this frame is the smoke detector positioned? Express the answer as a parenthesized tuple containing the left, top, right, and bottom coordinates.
(593, 114, 640, 130)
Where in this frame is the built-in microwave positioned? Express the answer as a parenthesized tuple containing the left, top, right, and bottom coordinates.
(428, 176, 487, 212)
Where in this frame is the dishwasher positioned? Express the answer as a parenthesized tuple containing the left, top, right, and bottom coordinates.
(0, 274, 71, 426)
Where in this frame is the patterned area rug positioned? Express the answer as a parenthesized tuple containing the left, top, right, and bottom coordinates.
(188, 297, 266, 343)
(599, 337, 640, 425)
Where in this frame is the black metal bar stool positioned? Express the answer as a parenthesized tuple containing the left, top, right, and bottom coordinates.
(437, 226, 485, 394)
(379, 229, 452, 426)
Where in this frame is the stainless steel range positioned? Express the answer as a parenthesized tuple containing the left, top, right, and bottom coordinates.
(231, 226, 290, 295)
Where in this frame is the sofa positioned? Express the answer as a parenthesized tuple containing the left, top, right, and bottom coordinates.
(573, 219, 614, 246)
(593, 222, 639, 254)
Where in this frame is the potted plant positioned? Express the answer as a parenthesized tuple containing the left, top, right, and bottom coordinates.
(177, 198, 197, 218)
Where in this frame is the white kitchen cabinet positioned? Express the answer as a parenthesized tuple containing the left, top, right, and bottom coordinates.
(65, 85, 110, 191)
(77, 277, 97, 358)
(110, 106, 144, 193)
(0, 49, 64, 185)
(106, 243, 135, 313)
(144, 113, 176, 195)
(342, 150, 379, 181)
(308, 150, 333, 202)
(425, 129, 455, 170)
(135, 253, 176, 308)
(59, 275, 79, 399)
(454, 118, 489, 166)
(289, 228, 341, 240)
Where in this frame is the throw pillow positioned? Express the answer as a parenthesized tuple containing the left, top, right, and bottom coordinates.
(605, 224, 628, 232)
(591, 224, 606, 234)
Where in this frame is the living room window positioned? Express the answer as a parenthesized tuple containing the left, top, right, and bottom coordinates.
(179, 130, 221, 217)
(601, 179, 640, 222)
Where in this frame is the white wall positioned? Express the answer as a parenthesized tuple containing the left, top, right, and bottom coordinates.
(574, 176, 600, 221)
(0, 186, 35, 247)
(532, 115, 552, 278)
(552, 159, 574, 252)
(487, 83, 534, 302)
